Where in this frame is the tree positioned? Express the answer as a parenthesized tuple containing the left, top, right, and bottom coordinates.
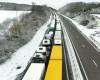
(32, 2, 36, 5)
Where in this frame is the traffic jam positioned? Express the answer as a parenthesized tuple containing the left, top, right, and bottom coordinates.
(22, 14, 63, 80)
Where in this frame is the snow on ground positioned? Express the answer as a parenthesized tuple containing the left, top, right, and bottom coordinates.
(0, 10, 30, 39)
(0, 15, 52, 80)
(61, 14, 100, 50)
(92, 14, 100, 18)
(0, 10, 30, 24)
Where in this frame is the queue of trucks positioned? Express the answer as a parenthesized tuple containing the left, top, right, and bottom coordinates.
(22, 14, 62, 80)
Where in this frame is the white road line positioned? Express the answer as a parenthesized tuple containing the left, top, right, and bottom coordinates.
(59, 16, 84, 80)
(59, 13, 100, 52)
(92, 60, 98, 67)
(58, 14, 88, 80)
(70, 38, 89, 80)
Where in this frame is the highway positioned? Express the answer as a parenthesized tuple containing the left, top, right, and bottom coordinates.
(62, 35, 70, 80)
(59, 14, 100, 80)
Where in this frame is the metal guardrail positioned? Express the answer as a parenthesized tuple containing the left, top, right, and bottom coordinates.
(58, 15, 84, 80)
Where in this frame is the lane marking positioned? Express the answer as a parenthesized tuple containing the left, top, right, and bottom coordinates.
(92, 59, 98, 67)
(58, 14, 88, 80)
(59, 13, 100, 52)
(59, 16, 84, 80)
(70, 38, 89, 80)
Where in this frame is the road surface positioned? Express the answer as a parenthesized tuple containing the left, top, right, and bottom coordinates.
(59, 14, 100, 80)
(62, 34, 71, 80)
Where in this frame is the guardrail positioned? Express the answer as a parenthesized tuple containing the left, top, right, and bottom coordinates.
(61, 13, 100, 53)
(58, 15, 84, 80)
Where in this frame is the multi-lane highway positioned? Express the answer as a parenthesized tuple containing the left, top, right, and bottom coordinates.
(59, 14, 100, 80)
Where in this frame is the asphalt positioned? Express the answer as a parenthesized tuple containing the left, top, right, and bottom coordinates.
(59, 14, 100, 80)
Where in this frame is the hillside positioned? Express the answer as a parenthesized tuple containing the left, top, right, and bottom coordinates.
(0, 5, 51, 64)
(0, 2, 32, 11)
(59, 2, 100, 18)
(59, 2, 100, 28)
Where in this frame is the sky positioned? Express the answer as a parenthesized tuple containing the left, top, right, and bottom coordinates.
(0, 0, 100, 9)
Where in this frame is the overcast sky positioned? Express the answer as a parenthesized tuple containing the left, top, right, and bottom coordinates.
(0, 0, 100, 9)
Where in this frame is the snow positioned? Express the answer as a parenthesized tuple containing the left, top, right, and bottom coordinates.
(92, 14, 100, 18)
(0, 15, 52, 80)
(7, 21, 13, 29)
(61, 14, 100, 51)
(0, 10, 30, 24)
(0, 11, 30, 40)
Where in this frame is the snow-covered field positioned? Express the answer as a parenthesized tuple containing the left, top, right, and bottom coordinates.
(0, 10, 30, 24)
(62, 14, 100, 51)
(0, 14, 52, 80)
(92, 14, 100, 18)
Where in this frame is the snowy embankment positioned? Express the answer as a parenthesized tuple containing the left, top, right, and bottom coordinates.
(90, 14, 100, 50)
(0, 10, 30, 23)
(0, 10, 30, 39)
(0, 15, 52, 80)
(92, 14, 100, 18)
(61, 14, 100, 51)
